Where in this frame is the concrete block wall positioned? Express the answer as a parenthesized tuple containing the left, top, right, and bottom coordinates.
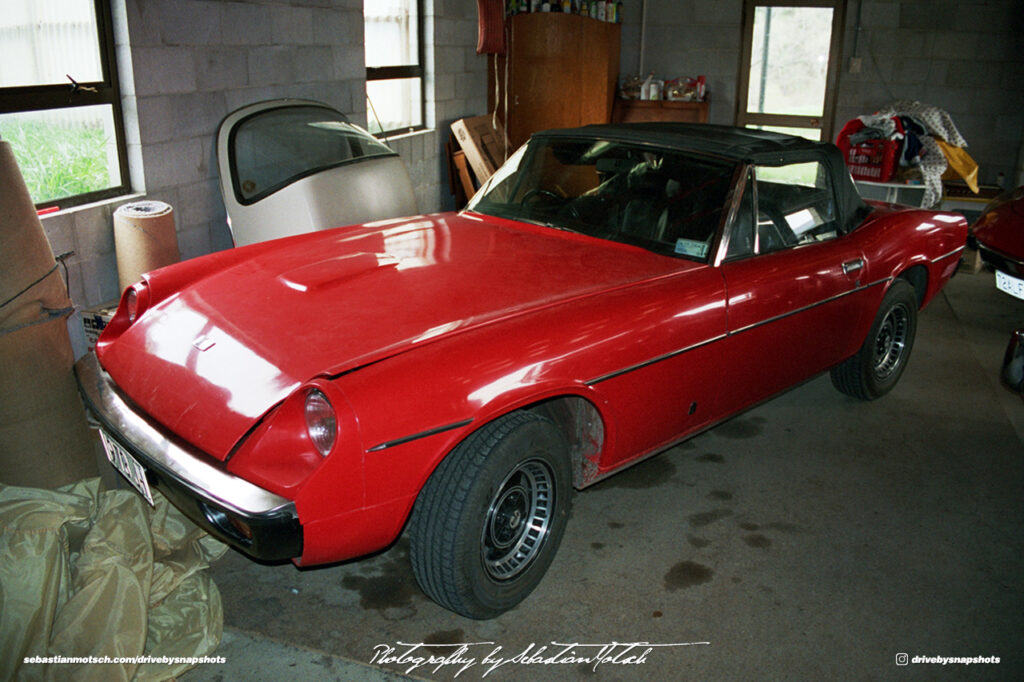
(619, 0, 743, 126)
(622, 0, 1024, 184)
(41, 0, 488, 310)
(837, 0, 1024, 185)
(390, 0, 489, 216)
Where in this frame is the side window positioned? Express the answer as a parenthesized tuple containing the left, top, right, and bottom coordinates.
(751, 160, 837, 253)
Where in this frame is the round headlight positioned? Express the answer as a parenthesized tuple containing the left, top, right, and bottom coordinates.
(304, 389, 337, 457)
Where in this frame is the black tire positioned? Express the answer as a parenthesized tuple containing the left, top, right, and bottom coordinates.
(409, 411, 572, 619)
(831, 278, 918, 400)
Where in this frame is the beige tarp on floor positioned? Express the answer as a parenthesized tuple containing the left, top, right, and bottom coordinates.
(0, 478, 227, 681)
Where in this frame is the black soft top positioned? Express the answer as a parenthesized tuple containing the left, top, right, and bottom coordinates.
(537, 122, 870, 232)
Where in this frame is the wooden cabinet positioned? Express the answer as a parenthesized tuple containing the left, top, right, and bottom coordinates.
(612, 98, 709, 124)
(489, 13, 621, 148)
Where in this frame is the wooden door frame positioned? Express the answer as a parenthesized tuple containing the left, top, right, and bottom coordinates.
(735, 0, 848, 142)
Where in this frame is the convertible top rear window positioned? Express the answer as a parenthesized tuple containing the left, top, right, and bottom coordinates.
(467, 137, 734, 262)
(228, 105, 396, 205)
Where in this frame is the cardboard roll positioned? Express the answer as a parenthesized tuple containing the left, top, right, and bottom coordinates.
(114, 200, 181, 292)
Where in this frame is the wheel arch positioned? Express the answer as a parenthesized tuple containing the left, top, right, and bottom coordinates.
(525, 395, 606, 489)
(896, 264, 928, 307)
(427, 391, 609, 494)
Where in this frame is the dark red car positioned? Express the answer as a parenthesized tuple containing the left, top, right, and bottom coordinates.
(77, 124, 967, 618)
(970, 186, 1024, 393)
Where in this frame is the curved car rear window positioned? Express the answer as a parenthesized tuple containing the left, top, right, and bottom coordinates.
(228, 105, 397, 205)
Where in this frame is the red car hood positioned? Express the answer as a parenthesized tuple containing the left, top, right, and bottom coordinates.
(99, 212, 691, 459)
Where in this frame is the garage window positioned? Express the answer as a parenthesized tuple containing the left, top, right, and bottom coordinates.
(364, 0, 424, 136)
(0, 0, 130, 209)
(736, 1, 846, 142)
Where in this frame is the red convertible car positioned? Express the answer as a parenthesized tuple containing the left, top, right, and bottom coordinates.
(77, 124, 967, 619)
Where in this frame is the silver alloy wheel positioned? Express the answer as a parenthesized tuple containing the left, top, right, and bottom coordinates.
(873, 302, 910, 379)
(481, 458, 554, 581)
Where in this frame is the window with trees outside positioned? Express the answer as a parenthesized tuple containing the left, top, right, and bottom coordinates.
(0, 0, 129, 210)
(364, 0, 424, 136)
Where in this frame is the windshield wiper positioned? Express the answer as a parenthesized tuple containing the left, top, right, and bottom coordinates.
(519, 217, 582, 234)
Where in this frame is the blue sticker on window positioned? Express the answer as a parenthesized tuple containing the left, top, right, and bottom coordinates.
(675, 239, 709, 258)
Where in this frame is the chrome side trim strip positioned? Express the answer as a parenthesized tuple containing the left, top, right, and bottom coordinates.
(74, 352, 293, 517)
(586, 334, 728, 385)
(931, 245, 966, 264)
(586, 278, 890, 385)
(728, 277, 890, 336)
(367, 419, 474, 452)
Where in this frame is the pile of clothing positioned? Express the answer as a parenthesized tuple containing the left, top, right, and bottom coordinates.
(837, 100, 978, 208)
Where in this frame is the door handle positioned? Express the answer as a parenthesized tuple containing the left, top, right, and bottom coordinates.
(842, 258, 864, 275)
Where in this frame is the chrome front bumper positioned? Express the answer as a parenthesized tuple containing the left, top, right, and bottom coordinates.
(75, 351, 302, 561)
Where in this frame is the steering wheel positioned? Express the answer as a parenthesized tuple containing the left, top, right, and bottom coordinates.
(520, 188, 561, 205)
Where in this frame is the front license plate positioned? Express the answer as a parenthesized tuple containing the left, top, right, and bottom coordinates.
(99, 430, 155, 506)
(996, 270, 1024, 300)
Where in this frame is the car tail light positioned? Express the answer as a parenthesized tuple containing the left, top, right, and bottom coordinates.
(304, 389, 337, 457)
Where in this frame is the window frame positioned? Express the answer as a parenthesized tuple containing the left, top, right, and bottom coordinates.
(735, 0, 847, 142)
(0, 0, 131, 210)
(364, 0, 426, 137)
(724, 160, 840, 261)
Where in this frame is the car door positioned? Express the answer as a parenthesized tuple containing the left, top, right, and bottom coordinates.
(716, 161, 870, 416)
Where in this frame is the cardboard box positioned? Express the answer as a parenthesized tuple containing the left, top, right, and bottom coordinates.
(81, 305, 117, 350)
(451, 115, 509, 185)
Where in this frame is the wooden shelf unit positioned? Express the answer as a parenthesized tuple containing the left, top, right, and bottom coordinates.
(612, 98, 709, 124)
(489, 12, 621, 148)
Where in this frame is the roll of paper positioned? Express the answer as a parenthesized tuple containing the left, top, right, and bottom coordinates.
(114, 200, 181, 292)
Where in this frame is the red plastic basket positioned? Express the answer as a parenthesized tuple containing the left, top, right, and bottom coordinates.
(843, 138, 899, 182)
(836, 118, 902, 183)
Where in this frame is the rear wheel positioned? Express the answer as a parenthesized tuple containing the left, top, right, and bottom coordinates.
(409, 411, 572, 619)
(831, 279, 918, 400)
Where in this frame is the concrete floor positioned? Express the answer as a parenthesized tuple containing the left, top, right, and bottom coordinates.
(185, 269, 1023, 681)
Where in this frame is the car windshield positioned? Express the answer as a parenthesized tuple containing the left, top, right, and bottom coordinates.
(466, 136, 735, 262)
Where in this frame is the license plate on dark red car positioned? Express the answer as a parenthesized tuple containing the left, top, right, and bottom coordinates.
(996, 270, 1024, 300)
(99, 430, 155, 506)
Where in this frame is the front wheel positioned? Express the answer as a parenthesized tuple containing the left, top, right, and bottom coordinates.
(831, 278, 918, 400)
(409, 411, 572, 619)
